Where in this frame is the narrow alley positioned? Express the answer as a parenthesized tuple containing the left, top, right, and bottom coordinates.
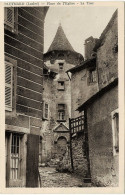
(39, 167, 91, 187)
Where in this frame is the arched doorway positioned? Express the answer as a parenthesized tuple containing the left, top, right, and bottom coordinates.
(56, 136, 67, 160)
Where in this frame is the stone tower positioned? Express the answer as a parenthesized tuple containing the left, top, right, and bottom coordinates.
(41, 24, 84, 164)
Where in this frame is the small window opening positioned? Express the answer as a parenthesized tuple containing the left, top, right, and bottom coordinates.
(59, 63, 64, 70)
(58, 81, 65, 91)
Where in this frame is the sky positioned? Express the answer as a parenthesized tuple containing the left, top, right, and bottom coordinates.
(44, 6, 117, 56)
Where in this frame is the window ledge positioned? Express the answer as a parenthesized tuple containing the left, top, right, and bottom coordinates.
(57, 119, 66, 122)
(4, 24, 18, 35)
(88, 82, 97, 85)
(5, 107, 12, 112)
(58, 89, 65, 91)
(42, 117, 49, 121)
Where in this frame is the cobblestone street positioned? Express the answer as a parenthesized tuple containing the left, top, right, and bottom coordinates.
(39, 167, 91, 187)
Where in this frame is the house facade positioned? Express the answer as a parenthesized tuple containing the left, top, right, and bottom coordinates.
(69, 10, 118, 186)
(5, 7, 48, 187)
(66, 38, 99, 180)
(78, 10, 118, 186)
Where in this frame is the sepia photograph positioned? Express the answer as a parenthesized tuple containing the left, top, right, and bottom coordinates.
(2, 2, 124, 192)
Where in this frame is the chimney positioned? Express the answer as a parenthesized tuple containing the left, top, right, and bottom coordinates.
(84, 36, 98, 60)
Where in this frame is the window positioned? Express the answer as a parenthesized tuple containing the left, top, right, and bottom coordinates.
(43, 102, 49, 119)
(89, 69, 97, 83)
(59, 63, 64, 70)
(5, 61, 13, 111)
(10, 133, 22, 180)
(4, 7, 14, 28)
(6, 132, 23, 184)
(4, 7, 18, 33)
(57, 104, 66, 121)
(5, 56, 17, 112)
(112, 109, 119, 155)
(58, 81, 65, 91)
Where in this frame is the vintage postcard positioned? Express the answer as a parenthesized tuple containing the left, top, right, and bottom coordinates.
(0, 1, 124, 194)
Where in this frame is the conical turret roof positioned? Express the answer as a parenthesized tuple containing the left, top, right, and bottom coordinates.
(47, 24, 75, 53)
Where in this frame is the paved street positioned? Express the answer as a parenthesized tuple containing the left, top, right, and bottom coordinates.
(39, 167, 90, 187)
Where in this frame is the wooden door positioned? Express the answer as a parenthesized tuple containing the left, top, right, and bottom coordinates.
(26, 134, 39, 187)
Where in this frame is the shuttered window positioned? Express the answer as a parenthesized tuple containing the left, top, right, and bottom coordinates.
(43, 102, 49, 119)
(5, 61, 13, 111)
(89, 70, 97, 83)
(4, 7, 14, 28)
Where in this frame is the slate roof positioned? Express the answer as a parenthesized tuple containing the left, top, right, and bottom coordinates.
(47, 24, 75, 53)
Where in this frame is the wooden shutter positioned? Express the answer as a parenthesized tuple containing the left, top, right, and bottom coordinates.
(5, 7, 14, 28)
(5, 61, 13, 111)
(43, 101, 49, 119)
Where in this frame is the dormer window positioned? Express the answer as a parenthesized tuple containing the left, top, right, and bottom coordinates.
(59, 63, 64, 70)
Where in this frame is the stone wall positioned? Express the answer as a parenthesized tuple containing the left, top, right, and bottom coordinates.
(41, 53, 74, 163)
(71, 67, 99, 118)
(97, 11, 118, 90)
(71, 133, 88, 177)
(87, 85, 118, 186)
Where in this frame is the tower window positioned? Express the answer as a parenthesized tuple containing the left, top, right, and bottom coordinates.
(57, 104, 66, 121)
(58, 81, 65, 91)
(59, 63, 64, 70)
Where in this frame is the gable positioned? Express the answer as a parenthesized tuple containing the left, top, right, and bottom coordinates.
(53, 123, 69, 132)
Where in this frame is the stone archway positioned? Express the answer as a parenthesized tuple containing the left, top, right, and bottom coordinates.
(56, 136, 67, 160)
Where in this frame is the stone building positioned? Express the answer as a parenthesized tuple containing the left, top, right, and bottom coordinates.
(68, 10, 118, 186)
(67, 55, 98, 181)
(5, 7, 48, 187)
(41, 24, 84, 164)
